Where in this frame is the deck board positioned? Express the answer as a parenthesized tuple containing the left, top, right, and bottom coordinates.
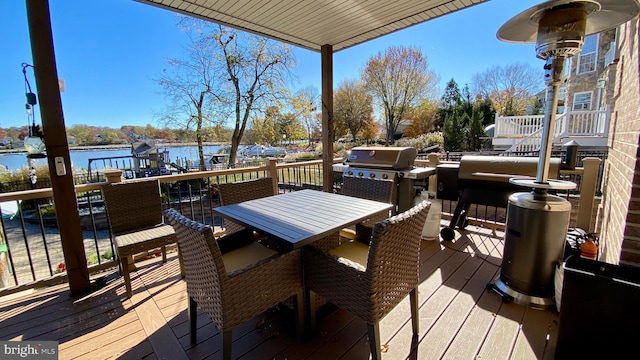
(0, 221, 561, 359)
(130, 266, 189, 360)
(480, 301, 526, 359)
(412, 257, 499, 359)
(512, 307, 555, 359)
(270, 308, 355, 359)
(441, 263, 502, 360)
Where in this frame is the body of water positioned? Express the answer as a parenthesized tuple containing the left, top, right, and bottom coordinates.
(0, 145, 223, 172)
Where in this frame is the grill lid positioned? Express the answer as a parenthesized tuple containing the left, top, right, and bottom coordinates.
(345, 146, 417, 170)
(458, 155, 561, 182)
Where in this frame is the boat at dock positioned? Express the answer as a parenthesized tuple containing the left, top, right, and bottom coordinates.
(238, 144, 286, 157)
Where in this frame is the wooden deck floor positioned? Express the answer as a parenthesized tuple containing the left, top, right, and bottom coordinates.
(0, 223, 560, 359)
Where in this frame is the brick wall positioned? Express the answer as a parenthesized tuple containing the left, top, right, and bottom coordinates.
(597, 20, 640, 267)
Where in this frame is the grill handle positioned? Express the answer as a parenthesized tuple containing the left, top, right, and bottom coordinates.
(470, 172, 535, 183)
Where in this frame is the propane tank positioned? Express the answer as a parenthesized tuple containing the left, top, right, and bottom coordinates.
(415, 190, 441, 240)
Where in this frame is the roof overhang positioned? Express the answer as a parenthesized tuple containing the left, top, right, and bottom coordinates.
(134, 0, 488, 52)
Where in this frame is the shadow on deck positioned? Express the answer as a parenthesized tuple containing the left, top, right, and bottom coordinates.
(0, 221, 559, 359)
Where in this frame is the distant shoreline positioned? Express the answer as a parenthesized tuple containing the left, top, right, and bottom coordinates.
(0, 142, 227, 155)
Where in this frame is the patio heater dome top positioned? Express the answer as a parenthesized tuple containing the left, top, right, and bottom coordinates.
(497, 0, 640, 59)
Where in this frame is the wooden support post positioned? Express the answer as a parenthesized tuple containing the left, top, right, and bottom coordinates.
(576, 157, 602, 232)
(267, 158, 279, 195)
(321, 44, 334, 193)
(428, 153, 440, 193)
(25, 0, 90, 295)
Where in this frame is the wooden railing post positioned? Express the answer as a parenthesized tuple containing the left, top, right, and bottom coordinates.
(104, 169, 123, 184)
(428, 153, 440, 193)
(267, 158, 279, 195)
(576, 157, 602, 231)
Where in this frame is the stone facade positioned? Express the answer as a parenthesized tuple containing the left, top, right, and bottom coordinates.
(597, 20, 640, 267)
(565, 29, 617, 111)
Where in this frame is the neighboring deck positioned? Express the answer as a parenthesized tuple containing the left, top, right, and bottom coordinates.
(0, 221, 559, 359)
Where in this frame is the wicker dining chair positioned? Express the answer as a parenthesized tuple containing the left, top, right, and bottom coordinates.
(304, 200, 430, 360)
(165, 209, 303, 360)
(217, 177, 275, 236)
(102, 179, 180, 298)
(339, 175, 396, 244)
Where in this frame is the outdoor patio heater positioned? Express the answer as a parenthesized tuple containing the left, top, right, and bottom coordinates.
(488, 0, 640, 309)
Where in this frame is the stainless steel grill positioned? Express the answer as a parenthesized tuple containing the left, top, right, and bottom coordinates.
(333, 147, 435, 213)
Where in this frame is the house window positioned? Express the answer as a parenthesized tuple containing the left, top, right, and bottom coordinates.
(573, 91, 593, 110)
(557, 83, 566, 101)
(577, 34, 599, 74)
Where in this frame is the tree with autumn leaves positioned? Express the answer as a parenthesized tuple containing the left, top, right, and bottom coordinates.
(333, 79, 376, 143)
(362, 46, 440, 144)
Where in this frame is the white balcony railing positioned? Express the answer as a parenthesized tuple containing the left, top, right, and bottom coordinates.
(493, 106, 611, 153)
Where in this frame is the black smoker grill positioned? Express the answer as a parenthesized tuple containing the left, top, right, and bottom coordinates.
(333, 147, 435, 213)
(438, 155, 561, 241)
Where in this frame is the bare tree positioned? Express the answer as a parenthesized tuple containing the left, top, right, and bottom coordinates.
(471, 62, 543, 116)
(214, 25, 295, 166)
(157, 18, 294, 168)
(333, 79, 374, 142)
(362, 46, 439, 144)
(292, 86, 320, 146)
(157, 18, 226, 170)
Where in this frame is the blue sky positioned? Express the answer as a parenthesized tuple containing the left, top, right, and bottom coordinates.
(0, 0, 544, 129)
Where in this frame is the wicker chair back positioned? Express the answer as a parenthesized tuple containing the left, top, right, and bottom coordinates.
(341, 175, 395, 205)
(217, 177, 275, 235)
(102, 179, 164, 235)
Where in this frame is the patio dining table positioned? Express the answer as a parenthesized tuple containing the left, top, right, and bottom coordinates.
(212, 189, 394, 250)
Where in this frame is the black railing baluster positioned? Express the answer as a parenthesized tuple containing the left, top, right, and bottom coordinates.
(0, 202, 19, 287)
(37, 205, 55, 276)
(198, 183, 205, 224)
(178, 182, 185, 214)
(25, 204, 44, 281)
(86, 191, 102, 264)
(188, 182, 195, 219)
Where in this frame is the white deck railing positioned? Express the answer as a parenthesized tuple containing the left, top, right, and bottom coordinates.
(494, 106, 611, 153)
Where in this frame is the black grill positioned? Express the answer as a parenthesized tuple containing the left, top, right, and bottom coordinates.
(438, 155, 561, 241)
